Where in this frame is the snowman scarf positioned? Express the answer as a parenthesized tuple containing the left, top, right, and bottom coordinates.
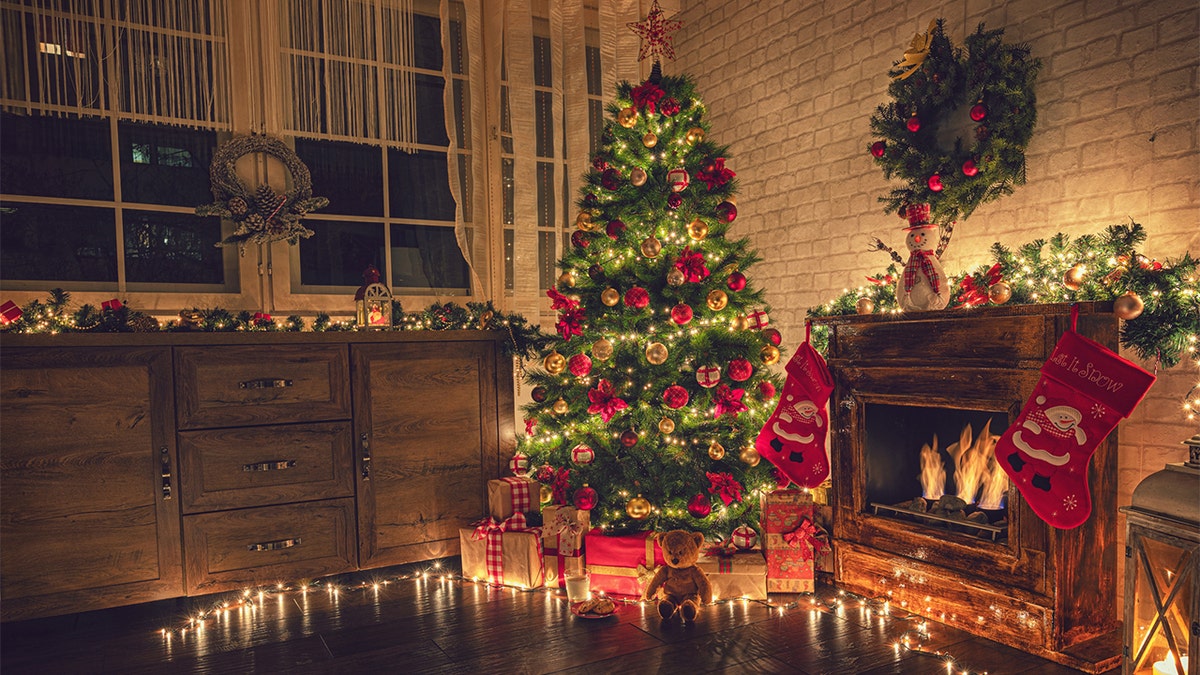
(902, 249, 942, 293)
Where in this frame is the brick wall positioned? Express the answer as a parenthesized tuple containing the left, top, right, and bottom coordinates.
(674, 0, 1198, 607)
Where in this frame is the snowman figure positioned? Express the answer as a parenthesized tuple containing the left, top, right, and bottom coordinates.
(870, 204, 950, 312)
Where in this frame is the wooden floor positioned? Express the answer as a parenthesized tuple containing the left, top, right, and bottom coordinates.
(1, 562, 1115, 674)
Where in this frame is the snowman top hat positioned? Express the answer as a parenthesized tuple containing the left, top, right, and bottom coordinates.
(902, 203, 936, 230)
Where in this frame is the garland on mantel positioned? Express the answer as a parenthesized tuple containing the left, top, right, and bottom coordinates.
(0, 292, 553, 360)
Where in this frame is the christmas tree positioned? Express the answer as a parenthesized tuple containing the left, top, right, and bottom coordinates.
(517, 59, 785, 540)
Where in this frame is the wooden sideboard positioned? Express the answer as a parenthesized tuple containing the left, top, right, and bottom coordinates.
(0, 331, 514, 621)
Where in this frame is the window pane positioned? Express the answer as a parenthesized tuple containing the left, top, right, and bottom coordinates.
(390, 223, 470, 294)
(448, 11, 464, 75)
(298, 220, 385, 287)
(457, 153, 471, 221)
(452, 78, 468, 148)
(0, 113, 113, 200)
(123, 210, 225, 285)
(537, 230, 556, 291)
(388, 149, 455, 220)
(500, 86, 510, 134)
(295, 138, 384, 217)
(585, 44, 601, 96)
(0, 202, 116, 282)
(504, 227, 514, 291)
(412, 12, 442, 70)
(536, 161, 554, 228)
(415, 73, 449, 145)
(533, 36, 551, 87)
(535, 90, 553, 157)
(501, 158, 514, 224)
(119, 121, 215, 207)
(588, 99, 604, 155)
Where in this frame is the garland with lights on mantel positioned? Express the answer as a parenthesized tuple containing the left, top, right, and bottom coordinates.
(0, 292, 553, 360)
(807, 220, 1200, 420)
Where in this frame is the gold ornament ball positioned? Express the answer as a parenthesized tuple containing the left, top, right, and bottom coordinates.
(658, 417, 675, 434)
(630, 167, 648, 186)
(551, 398, 569, 414)
(540, 484, 554, 504)
(640, 236, 663, 258)
(739, 445, 761, 467)
(667, 267, 686, 286)
(856, 297, 875, 315)
(1063, 264, 1086, 291)
(592, 337, 614, 361)
(706, 289, 728, 311)
(732, 314, 750, 330)
(544, 350, 567, 374)
(557, 271, 575, 288)
(646, 341, 669, 365)
(642, 132, 658, 148)
(708, 441, 726, 460)
(617, 106, 638, 128)
(686, 127, 705, 145)
(626, 495, 652, 520)
(601, 288, 621, 306)
(687, 218, 709, 240)
(1113, 291, 1145, 320)
(761, 344, 781, 365)
(988, 281, 1012, 305)
(575, 211, 596, 231)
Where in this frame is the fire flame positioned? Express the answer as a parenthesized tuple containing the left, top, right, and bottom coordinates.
(918, 420, 1008, 509)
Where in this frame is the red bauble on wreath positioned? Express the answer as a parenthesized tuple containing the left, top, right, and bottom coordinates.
(573, 485, 598, 511)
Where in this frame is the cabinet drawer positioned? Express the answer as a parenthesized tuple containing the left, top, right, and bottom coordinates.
(179, 422, 355, 513)
(183, 498, 357, 595)
(175, 345, 351, 429)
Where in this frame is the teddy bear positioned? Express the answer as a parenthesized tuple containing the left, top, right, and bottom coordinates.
(642, 530, 712, 622)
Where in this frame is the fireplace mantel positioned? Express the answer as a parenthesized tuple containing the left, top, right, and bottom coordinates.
(813, 302, 1121, 673)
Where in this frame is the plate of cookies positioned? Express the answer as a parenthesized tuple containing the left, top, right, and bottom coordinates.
(571, 596, 618, 619)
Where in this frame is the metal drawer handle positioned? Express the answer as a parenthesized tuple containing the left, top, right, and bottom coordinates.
(160, 446, 172, 500)
(239, 378, 293, 390)
(361, 432, 371, 480)
(248, 537, 301, 552)
(242, 460, 297, 472)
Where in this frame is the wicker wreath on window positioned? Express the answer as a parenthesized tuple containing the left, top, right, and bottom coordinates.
(868, 19, 1041, 225)
(195, 133, 329, 248)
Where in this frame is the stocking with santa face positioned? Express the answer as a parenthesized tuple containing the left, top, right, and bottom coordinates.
(994, 305, 1156, 529)
(755, 323, 835, 488)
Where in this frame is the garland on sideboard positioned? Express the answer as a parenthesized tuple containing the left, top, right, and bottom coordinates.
(0, 291, 554, 360)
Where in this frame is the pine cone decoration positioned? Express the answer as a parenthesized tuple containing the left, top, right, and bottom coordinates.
(228, 197, 248, 216)
(254, 184, 280, 212)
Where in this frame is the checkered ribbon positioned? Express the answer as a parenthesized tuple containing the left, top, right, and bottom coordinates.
(500, 476, 532, 513)
(902, 249, 941, 294)
(471, 512, 541, 585)
(782, 516, 830, 562)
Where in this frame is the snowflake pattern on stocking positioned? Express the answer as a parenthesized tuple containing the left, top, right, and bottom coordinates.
(1090, 403, 1106, 420)
(1062, 494, 1078, 511)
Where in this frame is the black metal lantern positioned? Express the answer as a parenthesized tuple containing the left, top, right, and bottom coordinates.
(1121, 435, 1199, 675)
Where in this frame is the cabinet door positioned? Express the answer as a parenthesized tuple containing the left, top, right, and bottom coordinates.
(353, 341, 502, 569)
(0, 347, 183, 621)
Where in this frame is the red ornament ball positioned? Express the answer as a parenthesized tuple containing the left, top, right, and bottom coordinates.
(666, 193, 683, 209)
(531, 386, 548, 403)
(970, 103, 987, 122)
(571, 444, 595, 465)
(588, 264, 605, 281)
(870, 140, 886, 157)
(726, 271, 747, 291)
(687, 493, 713, 518)
(716, 201, 737, 223)
(962, 159, 979, 177)
(906, 115, 921, 132)
(573, 485, 598, 511)
(571, 230, 590, 248)
(663, 384, 690, 409)
(624, 286, 650, 309)
(731, 525, 758, 550)
(568, 353, 593, 377)
(606, 219, 626, 239)
(727, 357, 753, 381)
(620, 429, 639, 448)
(509, 453, 529, 476)
(671, 303, 694, 325)
(762, 327, 782, 346)
(600, 168, 621, 191)
(928, 174, 944, 192)
(758, 380, 776, 401)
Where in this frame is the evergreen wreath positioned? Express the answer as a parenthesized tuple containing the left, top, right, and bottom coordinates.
(869, 19, 1041, 225)
(196, 133, 329, 248)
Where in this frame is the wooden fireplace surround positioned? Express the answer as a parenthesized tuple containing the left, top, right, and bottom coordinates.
(813, 302, 1121, 673)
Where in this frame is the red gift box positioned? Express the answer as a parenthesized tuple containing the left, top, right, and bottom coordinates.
(0, 300, 23, 324)
(584, 528, 665, 597)
(761, 489, 818, 593)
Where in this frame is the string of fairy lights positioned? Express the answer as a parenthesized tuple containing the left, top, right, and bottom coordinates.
(155, 559, 996, 675)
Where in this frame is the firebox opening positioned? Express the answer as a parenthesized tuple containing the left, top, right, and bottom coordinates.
(864, 403, 1012, 541)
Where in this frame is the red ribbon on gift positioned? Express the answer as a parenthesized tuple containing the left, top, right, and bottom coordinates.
(0, 300, 23, 324)
(101, 298, 123, 311)
(253, 312, 272, 322)
(500, 476, 532, 513)
(471, 512, 542, 585)
(545, 509, 584, 556)
(781, 516, 830, 562)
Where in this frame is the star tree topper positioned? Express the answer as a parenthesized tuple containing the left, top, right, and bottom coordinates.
(627, 0, 682, 61)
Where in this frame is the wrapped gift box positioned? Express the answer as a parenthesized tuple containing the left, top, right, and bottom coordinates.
(584, 529, 665, 597)
(809, 481, 834, 574)
(540, 505, 589, 588)
(696, 548, 767, 600)
(543, 549, 584, 588)
(761, 489, 817, 593)
(487, 476, 537, 521)
(459, 517, 544, 588)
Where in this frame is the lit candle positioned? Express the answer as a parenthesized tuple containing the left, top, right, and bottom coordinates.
(1152, 651, 1189, 675)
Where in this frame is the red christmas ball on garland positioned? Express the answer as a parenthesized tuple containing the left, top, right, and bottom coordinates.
(870, 140, 886, 158)
(624, 286, 650, 309)
(726, 271, 747, 291)
(620, 429, 639, 447)
(666, 193, 683, 210)
(962, 159, 979, 177)
(758, 380, 776, 401)
(762, 327, 782, 346)
(928, 174, 944, 192)
(716, 201, 737, 223)
(573, 485, 598, 511)
(531, 386, 548, 403)
(727, 357, 753, 382)
(671, 303, 694, 325)
(606, 219, 626, 239)
(687, 493, 713, 518)
(970, 102, 987, 122)
(568, 353, 593, 377)
(906, 115, 921, 132)
(663, 384, 690, 409)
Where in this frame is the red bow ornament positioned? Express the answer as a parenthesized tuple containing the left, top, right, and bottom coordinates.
(782, 516, 830, 562)
(696, 158, 735, 191)
(101, 298, 123, 311)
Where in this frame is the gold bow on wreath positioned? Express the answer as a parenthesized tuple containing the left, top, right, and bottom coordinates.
(893, 19, 937, 80)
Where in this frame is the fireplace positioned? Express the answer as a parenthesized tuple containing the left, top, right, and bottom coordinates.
(815, 303, 1122, 673)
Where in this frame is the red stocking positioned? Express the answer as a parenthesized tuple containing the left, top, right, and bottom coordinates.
(755, 323, 835, 488)
(994, 306, 1156, 529)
